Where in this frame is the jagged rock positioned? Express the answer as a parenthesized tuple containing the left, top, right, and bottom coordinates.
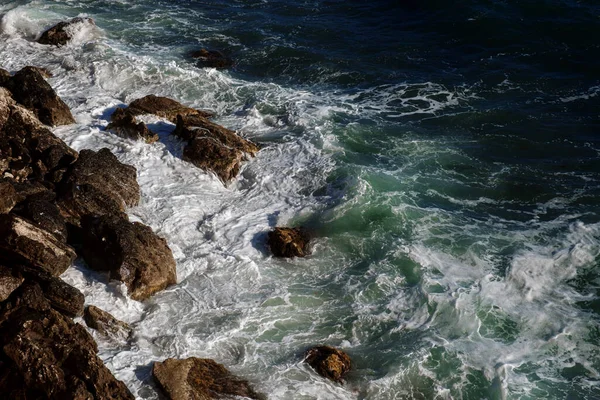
(37, 17, 95, 47)
(13, 197, 68, 243)
(173, 115, 258, 183)
(0, 180, 17, 213)
(84, 305, 131, 340)
(0, 265, 23, 302)
(106, 107, 159, 143)
(0, 88, 78, 182)
(190, 49, 234, 69)
(305, 346, 351, 383)
(0, 285, 134, 399)
(153, 357, 264, 400)
(0, 214, 76, 276)
(6, 66, 75, 126)
(11, 180, 56, 203)
(57, 148, 139, 225)
(24, 66, 53, 79)
(80, 214, 176, 301)
(127, 94, 213, 123)
(268, 227, 310, 258)
(0, 68, 10, 87)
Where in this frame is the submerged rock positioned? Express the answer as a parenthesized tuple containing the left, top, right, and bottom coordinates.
(80, 214, 176, 301)
(0, 214, 76, 276)
(267, 227, 310, 258)
(106, 107, 159, 143)
(127, 94, 213, 122)
(190, 48, 234, 69)
(37, 17, 95, 47)
(174, 114, 258, 183)
(304, 346, 351, 383)
(57, 148, 140, 225)
(6, 66, 75, 126)
(153, 357, 264, 400)
(84, 305, 131, 340)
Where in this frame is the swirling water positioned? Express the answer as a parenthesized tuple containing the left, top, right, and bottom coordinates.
(1, 1, 599, 399)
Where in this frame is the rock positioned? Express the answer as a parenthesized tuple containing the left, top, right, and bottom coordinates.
(267, 227, 310, 258)
(0, 265, 23, 302)
(106, 107, 159, 143)
(0, 180, 17, 213)
(304, 346, 351, 383)
(57, 148, 140, 225)
(0, 298, 134, 399)
(127, 95, 213, 123)
(153, 357, 264, 400)
(11, 180, 56, 203)
(84, 305, 131, 340)
(24, 66, 53, 78)
(37, 17, 95, 47)
(0, 214, 76, 276)
(13, 197, 68, 243)
(0, 68, 10, 87)
(174, 115, 258, 183)
(190, 49, 234, 69)
(6, 66, 75, 126)
(80, 214, 176, 301)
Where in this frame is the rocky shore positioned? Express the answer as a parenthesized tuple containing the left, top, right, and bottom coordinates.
(0, 18, 352, 399)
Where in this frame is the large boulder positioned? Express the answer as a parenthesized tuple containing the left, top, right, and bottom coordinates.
(0, 89, 78, 182)
(190, 49, 234, 69)
(127, 95, 213, 123)
(80, 214, 176, 301)
(84, 305, 131, 340)
(153, 357, 264, 400)
(0, 180, 17, 213)
(174, 114, 258, 183)
(106, 107, 159, 143)
(6, 66, 75, 126)
(0, 283, 134, 399)
(57, 148, 140, 225)
(267, 227, 310, 258)
(0, 265, 23, 302)
(304, 346, 351, 383)
(12, 197, 68, 243)
(37, 17, 95, 47)
(0, 214, 76, 276)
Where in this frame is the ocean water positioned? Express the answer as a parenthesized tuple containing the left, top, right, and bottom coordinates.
(1, 1, 599, 399)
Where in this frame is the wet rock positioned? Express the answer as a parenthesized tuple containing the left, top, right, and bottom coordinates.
(13, 197, 68, 243)
(0, 68, 10, 87)
(153, 357, 264, 400)
(0, 214, 76, 276)
(84, 305, 131, 340)
(174, 114, 258, 183)
(57, 148, 140, 225)
(106, 107, 159, 143)
(37, 17, 95, 47)
(0, 180, 17, 213)
(190, 48, 234, 69)
(127, 94, 213, 123)
(305, 346, 351, 383)
(25, 66, 53, 79)
(0, 300, 134, 399)
(267, 227, 310, 258)
(6, 66, 75, 126)
(0, 265, 23, 302)
(80, 214, 176, 301)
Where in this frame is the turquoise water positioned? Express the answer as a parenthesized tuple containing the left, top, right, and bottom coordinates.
(1, 1, 599, 398)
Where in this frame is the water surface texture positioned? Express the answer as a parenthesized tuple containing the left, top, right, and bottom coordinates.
(1, 1, 599, 399)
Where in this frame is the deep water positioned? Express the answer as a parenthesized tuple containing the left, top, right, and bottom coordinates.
(1, 0, 599, 398)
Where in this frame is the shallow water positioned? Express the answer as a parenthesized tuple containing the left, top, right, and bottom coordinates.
(1, 1, 599, 398)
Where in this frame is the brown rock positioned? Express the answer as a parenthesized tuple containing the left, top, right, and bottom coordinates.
(57, 148, 140, 225)
(0, 265, 23, 302)
(183, 135, 244, 183)
(37, 17, 95, 47)
(24, 66, 53, 79)
(190, 49, 234, 69)
(106, 107, 159, 143)
(127, 95, 213, 123)
(13, 197, 68, 243)
(304, 346, 351, 383)
(80, 214, 176, 301)
(6, 66, 75, 126)
(0, 68, 10, 87)
(267, 227, 310, 258)
(84, 305, 131, 340)
(0, 180, 17, 213)
(153, 357, 264, 400)
(0, 214, 76, 276)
